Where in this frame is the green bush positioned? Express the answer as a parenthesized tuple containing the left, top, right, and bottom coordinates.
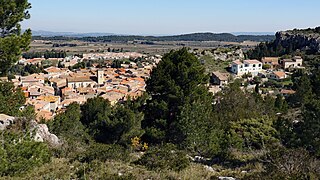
(0, 131, 51, 176)
(262, 64, 271, 69)
(135, 144, 190, 171)
(76, 143, 130, 163)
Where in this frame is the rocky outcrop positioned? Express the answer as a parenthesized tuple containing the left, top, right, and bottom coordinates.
(0, 114, 60, 147)
(0, 114, 15, 130)
(195, 47, 245, 62)
(275, 31, 320, 53)
(31, 121, 61, 147)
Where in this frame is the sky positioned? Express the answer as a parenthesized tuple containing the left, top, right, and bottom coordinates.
(21, 0, 320, 35)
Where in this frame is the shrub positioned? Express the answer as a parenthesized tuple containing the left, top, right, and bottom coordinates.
(135, 144, 190, 171)
(0, 131, 51, 176)
(76, 143, 130, 163)
(262, 64, 271, 69)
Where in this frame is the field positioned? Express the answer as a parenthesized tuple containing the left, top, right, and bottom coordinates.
(29, 40, 260, 56)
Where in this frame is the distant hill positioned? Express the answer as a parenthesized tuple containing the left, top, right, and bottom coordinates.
(31, 30, 115, 37)
(32, 32, 275, 42)
(232, 32, 275, 36)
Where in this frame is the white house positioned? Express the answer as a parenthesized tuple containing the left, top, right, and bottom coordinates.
(231, 60, 262, 76)
(281, 56, 303, 69)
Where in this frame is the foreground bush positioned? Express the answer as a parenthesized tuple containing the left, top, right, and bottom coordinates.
(135, 144, 190, 171)
(0, 131, 51, 176)
(76, 143, 130, 163)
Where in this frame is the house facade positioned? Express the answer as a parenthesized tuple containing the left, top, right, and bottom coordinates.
(67, 77, 96, 89)
(267, 71, 287, 80)
(211, 71, 229, 86)
(281, 56, 303, 69)
(231, 60, 262, 76)
(261, 57, 279, 68)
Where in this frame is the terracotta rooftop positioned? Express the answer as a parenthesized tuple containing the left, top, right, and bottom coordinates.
(37, 95, 60, 103)
(273, 71, 286, 78)
(281, 89, 296, 94)
(212, 71, 229, 81)
(262, 57, 279, 62)
(67, 76, 95, 83)
(232, 60, 243, 65)
(244, 60, 261, 64)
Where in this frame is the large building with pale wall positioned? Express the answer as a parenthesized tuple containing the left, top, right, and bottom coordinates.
(231, 60, 262, 76)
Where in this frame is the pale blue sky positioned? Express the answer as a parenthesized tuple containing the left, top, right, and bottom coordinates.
(21, 0, 320, 35)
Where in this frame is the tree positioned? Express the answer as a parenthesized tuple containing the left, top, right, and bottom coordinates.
(49, 103, 89, 143)
(292, 73, 313, 106)
(80, 97, 144, 146)
(80, 97, 112, 142)
(214, 81, 275, 127)
(0, 81, 25, 116)
(0, 0, 32, 76)
(111, 60, 122, 68)
(142, 48, 214, 145)
(177, 98, 222, 156)
(299, 100, 320, 156)
(274, 94, 288, 113)
(227, 116, 278, 150)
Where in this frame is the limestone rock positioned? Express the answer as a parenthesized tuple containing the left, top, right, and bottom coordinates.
(0, 114, 15, 130)
(31, 121, 61, 147)
(276, 31, 320, 53)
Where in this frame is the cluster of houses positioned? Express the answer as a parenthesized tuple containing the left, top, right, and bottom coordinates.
(230, 56, 303, 77)
(9, 52, 162, 121)
(211, 56, 304, 95)
(83, 52, 144, 60)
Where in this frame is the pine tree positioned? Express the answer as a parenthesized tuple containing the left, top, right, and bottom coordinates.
(142, 48, 215, 148)
(0, 0, 32, 76)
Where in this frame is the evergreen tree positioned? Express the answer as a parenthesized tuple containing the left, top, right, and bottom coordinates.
(300, 101, 320, 156)
(142, 48, 215, 147)
(49, 103, 88, 142)
(80, 97, 144, 145)
(0, 0, 32, 76)
(0, 81, 25, 116)
(293, 73, 313, 106)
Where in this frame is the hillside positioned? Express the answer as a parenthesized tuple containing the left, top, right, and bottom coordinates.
(32, 32, 275, 42)
(275, 28, 320, 54)
(247, 26, 320, 59)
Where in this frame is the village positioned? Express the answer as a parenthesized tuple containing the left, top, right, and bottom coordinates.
(2, 52, 160, 121)
(2, 48, 303, 121)
(210, 55, 303, 96)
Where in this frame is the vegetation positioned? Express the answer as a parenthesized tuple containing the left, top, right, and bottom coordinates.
(32, 32, 275, 43)
(22, 50, 67, 59)
(135, 144, 190, 171)
(288, 26, 320, 34)
(2, 45, 320, 179)
(247, 26, 320, 60)
(0, 0, 32, 76)
(1, 2, 320, 178)
(9, 63, 43, 76)
(0, 81, 25, 116)
(0, 118, 51, 177)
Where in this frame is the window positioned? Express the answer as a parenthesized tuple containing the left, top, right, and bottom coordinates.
(245, 64, 249, 67)
(253, 64, 256, 67)
(259, 64, 262, 67)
